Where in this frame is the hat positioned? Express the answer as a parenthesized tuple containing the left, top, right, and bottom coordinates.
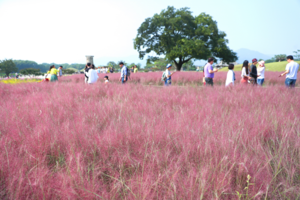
(166, 64, 172, 68)
(119, 62, 124, 65)
(259, 61, 265, 67)
(252, 58, 257, 63)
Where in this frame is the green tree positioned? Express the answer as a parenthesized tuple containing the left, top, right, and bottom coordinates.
(20, 68, 42, 75)
(0, 59, 18, 77)
(107, 61, 117, 68)
(293, 50, 300, 60)
(134, 6, 237, 71)
(62, 69, 76, 74)
(273, 54, 287, 62)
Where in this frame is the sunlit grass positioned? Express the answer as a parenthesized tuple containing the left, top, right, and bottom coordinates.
(0, 78, 42, 84)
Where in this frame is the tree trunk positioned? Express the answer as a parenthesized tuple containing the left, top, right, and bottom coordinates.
(174, 61, 183, 71)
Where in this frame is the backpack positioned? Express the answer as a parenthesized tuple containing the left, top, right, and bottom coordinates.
(161, 71, 167, 81)
(126, 67, 131, 76)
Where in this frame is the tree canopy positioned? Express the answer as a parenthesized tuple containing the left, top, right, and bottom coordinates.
(273, 54, 287, 62)
(0, 59, 18, 76)
(20, 68, 42, 76)
(134, 6, 237, 71)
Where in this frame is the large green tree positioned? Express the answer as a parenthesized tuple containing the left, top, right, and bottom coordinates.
(134, 6, 237, 71)
(0, 59, 18, 77)
(273, 54, 287, 62)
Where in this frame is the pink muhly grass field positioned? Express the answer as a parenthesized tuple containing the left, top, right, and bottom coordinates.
(0, 73, 300, 199)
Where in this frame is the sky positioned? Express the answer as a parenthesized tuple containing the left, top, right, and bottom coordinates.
(0, 0, 299, 66)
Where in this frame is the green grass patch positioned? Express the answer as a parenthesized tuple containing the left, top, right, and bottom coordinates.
(219, 61, 300, 72)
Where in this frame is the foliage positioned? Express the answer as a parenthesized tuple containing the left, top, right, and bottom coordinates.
(0, 59, 18, 76)
(0, 79, 300, 199)
(273, 54, 287, 62)
(20, 68, 42, 75)
(134, 6, 237, 71)
(293, 50, 300, 61)
(13, 60, 86, 73)
(107, 61, 117, 68)
(62, 68, 76, 74)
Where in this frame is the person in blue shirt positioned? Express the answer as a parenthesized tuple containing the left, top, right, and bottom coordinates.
(118, 62, 127, 84)
(279, 55, 300, 87)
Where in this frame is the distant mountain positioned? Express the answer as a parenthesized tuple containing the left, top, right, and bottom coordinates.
(235, 48, 272, 64)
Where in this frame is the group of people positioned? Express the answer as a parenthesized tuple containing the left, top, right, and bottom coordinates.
(45, 65, 63, 82)
(44, 56, 299, 88)
(199, 55, 299, 88)
(97, 67, 114, 74)
(84, 62, 139, 85)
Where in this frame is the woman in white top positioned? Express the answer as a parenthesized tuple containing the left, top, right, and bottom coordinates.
(225, 64, 235, 86)
(241, 60, 250, 84)
(257, 61, 265, 86)
(88, 65, 99, 84)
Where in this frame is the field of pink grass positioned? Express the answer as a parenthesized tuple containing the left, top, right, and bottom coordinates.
(0, 72, 300, 199)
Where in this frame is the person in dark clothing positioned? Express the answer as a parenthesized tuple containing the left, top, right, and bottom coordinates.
(249, 58, 259, 85)
(84, 63, 91, 83)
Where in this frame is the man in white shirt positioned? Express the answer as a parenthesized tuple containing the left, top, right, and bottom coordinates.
(279, 55, 299, 87)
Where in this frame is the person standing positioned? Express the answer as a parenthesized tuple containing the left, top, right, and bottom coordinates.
(48, 65, 58, 82)
(119, 62, 127, 84)
(241, 60, 250, 84)
(110, 67, 114, 73)
(202, 68, 206, 86)
(87, 65, 99, 84)
(163, 64, 175, 86)
(225, 64, 235, 86)
(84, 63, 91, 83)
(57, 66, 63, 77)
(257, 61, 265, 86)
(249, 58, 259, 85)
(204, 57, 218, 86)
(279, 55, 299, 87)
(134, 65, 138, 73)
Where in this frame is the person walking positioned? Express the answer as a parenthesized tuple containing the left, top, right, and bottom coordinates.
(241, 60, 250, 84)
(119, 62, 128, 84)
(279, 55, 299, 87)
(225, 64, 235, 86)
(163, 64, 175, 86)
(257, 61, 265, 86)
(249, 58, 259, 85)
(57, 66, 63, 77)
(48, 65, 58, 82)
(204, 57, 218, 86)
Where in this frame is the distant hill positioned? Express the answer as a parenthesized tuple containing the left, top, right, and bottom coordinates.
(235, 48, 272, 64)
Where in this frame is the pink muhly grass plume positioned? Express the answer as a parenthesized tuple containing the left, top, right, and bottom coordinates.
(0, 72, 299, 199)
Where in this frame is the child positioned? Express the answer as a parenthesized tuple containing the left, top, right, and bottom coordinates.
(163, 64, 175, 86)
(225, 64, 235, 86)
(104, 76, 109, 84)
